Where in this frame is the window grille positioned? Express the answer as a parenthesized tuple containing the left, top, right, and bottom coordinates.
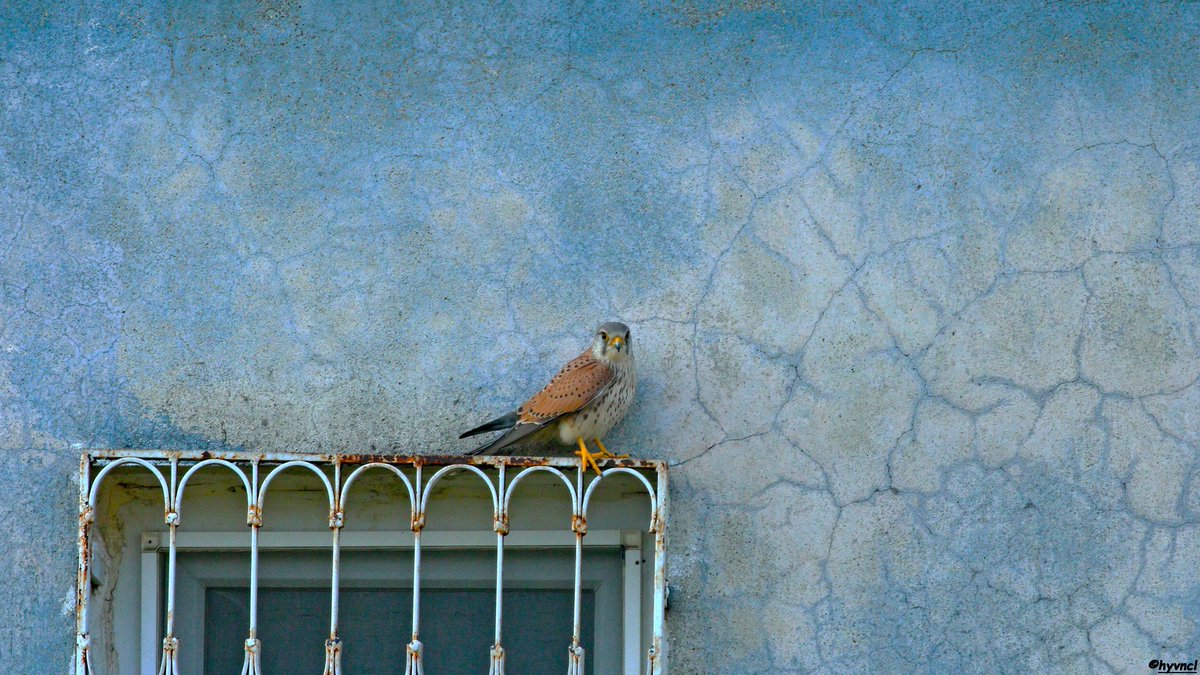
(74, 450, 668, 675)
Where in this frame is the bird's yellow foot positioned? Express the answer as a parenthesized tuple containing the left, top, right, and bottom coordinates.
(575, 437, 602, 475)
(592, 438, 630, 461)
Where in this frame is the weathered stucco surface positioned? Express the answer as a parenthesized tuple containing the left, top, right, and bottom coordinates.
(3, 1, 1200, 671)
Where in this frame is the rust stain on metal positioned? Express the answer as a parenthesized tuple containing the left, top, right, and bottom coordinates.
(89, 448, 663, 471)
(75, 526, 89, 610)
(650, 509, 663, 534)
(76, 452, 95, 674)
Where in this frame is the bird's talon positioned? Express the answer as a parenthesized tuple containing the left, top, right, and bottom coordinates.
(576, 438, 602, 475)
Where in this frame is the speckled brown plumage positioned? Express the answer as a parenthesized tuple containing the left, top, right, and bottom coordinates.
(460, 322, 637, 457)
(517, 350, 613, 424)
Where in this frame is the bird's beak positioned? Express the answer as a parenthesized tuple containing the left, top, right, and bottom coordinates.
(608, 335, 625, 351)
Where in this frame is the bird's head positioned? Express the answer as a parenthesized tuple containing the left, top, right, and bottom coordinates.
(592, 321, 632, 363)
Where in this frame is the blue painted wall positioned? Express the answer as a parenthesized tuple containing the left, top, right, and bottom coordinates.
(3, 1, 1200, 671)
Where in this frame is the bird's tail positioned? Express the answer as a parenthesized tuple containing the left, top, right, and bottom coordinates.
(468, 422, 544, 455)
(459, 411, 519, 439)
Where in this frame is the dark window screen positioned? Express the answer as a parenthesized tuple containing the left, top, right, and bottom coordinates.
(203, 586, 595, 674)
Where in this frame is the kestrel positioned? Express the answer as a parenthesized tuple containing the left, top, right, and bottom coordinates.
(460, 322, 637, 473)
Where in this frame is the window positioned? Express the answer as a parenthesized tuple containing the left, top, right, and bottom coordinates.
(75, 451, 668, 674)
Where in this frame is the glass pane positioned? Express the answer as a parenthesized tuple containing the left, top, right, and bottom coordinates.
(203, 586, 595, 673)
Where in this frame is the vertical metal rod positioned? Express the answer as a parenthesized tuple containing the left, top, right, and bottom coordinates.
(568, 460, 586, 674)
(325, 460, 344, 675)
(248, 523, 259, 632)
(490, 464, 507, 674)
(649, 463, 669, 674)
(494, 529, 505, 638)
(249, 460, 260, 636)
(165, 456, 178, 636)
(75, 453, 93, 675)
(573, 531, 583, 643)
(411, 530, 422, 638)
(330, 461, 342, 637)
(406, 464, 425, 675)
(494, 463, 505, 645)
(329, 526, 341, 633)
(160, 524, 178, 674)
(412, 465, 422, 640)
(243, 458, 261, 675)
(575, 461, 585, 644)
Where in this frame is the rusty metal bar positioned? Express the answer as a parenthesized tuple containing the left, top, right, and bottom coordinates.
(75, 454, 92, 675)
(89, 448, 660, 472)
(649, 462, 669, 674)
(76, 450, 668, 674)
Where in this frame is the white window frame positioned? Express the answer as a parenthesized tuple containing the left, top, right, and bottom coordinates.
(74, 450, 669, 675)
(139, 529, 646, 673)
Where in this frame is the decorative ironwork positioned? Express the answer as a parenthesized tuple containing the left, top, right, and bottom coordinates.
(76, 450, 668, 674)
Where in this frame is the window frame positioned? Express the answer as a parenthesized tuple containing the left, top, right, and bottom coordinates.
(139, 528, 646, 673)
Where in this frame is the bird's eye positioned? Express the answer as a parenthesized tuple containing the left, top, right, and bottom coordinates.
(600, 331, 608, 341)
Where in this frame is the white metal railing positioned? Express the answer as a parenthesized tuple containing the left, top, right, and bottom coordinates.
(74, 450, 669, 674)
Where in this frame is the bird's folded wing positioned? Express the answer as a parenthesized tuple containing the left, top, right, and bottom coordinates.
(517, 351, 614, 425)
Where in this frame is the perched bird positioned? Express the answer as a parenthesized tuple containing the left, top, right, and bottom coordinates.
(460, 322, 637, 472)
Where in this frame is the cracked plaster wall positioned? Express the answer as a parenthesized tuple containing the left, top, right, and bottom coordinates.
(2, 1, 1200, 672)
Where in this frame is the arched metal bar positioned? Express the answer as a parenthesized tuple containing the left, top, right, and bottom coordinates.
(257, 460, 335, 513)
(176, 459, 252, 513)
(88, 457, 170, 510)
(420, 464, 498, 513)
(581, 467, 657, 529)
(341, 462, 416, 514)
(502, 465, 578, 514)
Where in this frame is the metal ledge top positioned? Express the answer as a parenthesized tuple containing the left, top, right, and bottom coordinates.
(87, 448, 666, 471)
